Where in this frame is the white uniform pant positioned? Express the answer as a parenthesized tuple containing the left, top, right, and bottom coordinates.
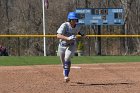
(58, 44, 76, 65)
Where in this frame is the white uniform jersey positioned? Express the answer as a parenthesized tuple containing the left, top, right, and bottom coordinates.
(57, 22, 80, 45)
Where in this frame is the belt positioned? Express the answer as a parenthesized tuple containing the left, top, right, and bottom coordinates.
(60, 42, 74, 46)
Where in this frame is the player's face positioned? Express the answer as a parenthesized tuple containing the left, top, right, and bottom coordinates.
(70, 19, 78, 28)
(71, 19, 78, 23)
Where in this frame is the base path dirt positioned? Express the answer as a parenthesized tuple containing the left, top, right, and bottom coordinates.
(0, 62, 140, 93)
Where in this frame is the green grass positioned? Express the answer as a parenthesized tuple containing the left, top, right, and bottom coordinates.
(0, 56, 140, 66)
(72, 56, 140, 64)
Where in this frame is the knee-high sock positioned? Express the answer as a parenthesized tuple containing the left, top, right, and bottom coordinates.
(63, 61, 71, 77)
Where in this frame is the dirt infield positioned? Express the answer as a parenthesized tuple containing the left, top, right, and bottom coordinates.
(0, 62, 140, 93)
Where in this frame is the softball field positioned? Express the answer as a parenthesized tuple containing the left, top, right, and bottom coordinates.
(0, 62, 140, 93)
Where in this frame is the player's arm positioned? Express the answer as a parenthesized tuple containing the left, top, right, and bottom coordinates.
(57, 23, 70, 40)
(57, 34, 76, 41)
(57, 34, 69, 40)
(77, 25, 86, 37)
(57, 23, 69, 40)
(57, 23, 76, 40)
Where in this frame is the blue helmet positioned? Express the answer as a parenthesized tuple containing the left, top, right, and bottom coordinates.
(67, 12, 78, 20)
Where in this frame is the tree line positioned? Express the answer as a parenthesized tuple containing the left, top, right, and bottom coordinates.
(0, 0, 139, 56)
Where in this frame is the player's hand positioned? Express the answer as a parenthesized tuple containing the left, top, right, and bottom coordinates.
(67, 35, 76, 40)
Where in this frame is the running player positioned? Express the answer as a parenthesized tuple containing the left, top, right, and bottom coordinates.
(57, 12, 85, 82)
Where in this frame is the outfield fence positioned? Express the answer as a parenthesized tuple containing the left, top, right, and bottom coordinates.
(0, 34, 140, 56)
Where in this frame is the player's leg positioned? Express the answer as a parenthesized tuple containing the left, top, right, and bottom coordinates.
(58, 44, 66, 65)
(58, 44, 68, 78)
(63, 45, 76, 82)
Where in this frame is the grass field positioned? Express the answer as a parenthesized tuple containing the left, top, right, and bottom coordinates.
(0, 56, 140, 66)
(0, 56, 140, 93)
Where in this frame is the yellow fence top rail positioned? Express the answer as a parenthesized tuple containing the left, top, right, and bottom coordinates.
(0, 34, 140, 37)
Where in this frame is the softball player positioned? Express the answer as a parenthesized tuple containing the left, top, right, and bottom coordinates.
(57, 12, 84, 82)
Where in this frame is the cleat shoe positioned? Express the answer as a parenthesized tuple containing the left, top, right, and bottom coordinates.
(64, 77, 70, 83)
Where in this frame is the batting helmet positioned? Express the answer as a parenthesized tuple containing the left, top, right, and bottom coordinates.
(67, 12, 78, 20)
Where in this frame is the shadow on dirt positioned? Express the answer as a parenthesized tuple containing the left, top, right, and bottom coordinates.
(70, 82, 134, 86)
